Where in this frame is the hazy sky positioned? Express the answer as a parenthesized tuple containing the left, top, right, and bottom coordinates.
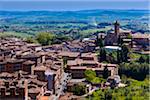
(0, 0, 149, 11)
(0, 0, 148, 1)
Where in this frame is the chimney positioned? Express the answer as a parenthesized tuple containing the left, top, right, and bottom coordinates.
(18, 72, 21, 80)
(41, 55, 46, 63)
(24, 79, 28, 100)
(31, 65, 35, 75)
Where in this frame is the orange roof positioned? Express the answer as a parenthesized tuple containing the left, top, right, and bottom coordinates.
(38, 95, 54, 100)
(39, 96, 49, 100)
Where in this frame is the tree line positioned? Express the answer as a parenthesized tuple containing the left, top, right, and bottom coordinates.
(26, 32, 71, 46)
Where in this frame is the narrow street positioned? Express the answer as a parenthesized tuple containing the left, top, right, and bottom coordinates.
(54, 73, 71, 100)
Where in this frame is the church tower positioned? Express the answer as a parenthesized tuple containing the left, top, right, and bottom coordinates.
(114, 21, 120, 36)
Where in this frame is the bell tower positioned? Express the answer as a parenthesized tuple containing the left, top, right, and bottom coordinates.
(114, 21, 120, 36)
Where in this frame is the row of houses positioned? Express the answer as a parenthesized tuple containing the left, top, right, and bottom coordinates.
(0, 37, 119, 99)
(61, 52, 118, 78)
(0, 38, 63, 99)
(0, 21, 149, 99)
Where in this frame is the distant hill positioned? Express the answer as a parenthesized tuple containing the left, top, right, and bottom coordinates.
(0, 10, 149, 38)
(0, 10, 149, 22)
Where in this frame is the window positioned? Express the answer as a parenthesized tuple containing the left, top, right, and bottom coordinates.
(13, 64, 21, 71)
(0, 64, 5, 72)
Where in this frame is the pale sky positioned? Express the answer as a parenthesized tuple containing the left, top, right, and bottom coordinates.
(0, 0, 149, 11)
(0, 0, 148, 1)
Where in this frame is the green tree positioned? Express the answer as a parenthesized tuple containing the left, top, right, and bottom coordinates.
(121, 45, 129, 62)
(72, 83, 86, 96)
(84, 70, 105, 84)
(90, 78, 149, 100)
(119, 63, 149, 80)
(117, 49, 122, 63)
(138, 55, 149, 64)
(127, 34, 132, 39)
(103, 66, 110, 79)
(138, 56, 146, 63)
(117, 36, 130, 63)
(107, 52, 118, 63)
(99, 48, 107, 62)
(92, 89, 105, 100)
(105, 89, 113, 100)
(84, 70, 96, 82)
(26, 36, 37, 43)
(36, 32, 55, 46)
(52, 34, 71, 44)
(96, 37, 104, 48)
(146, 55, 149, 63)
(91, 77, 105, 84)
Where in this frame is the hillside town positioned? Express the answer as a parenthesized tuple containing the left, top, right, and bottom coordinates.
(0, 21, 149, 100)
